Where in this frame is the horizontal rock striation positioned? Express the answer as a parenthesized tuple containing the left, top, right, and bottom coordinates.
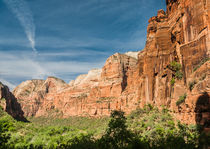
(4, 0, 209, 131)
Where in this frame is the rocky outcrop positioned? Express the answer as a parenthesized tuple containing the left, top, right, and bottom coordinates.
(13, 77, 69, 117)
(0, 82, 26, 121)
(69, 69, 102, 88)
(9, 0, 210, 131)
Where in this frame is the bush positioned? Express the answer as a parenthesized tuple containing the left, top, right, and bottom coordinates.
(0, 118, 14, 148)
(59, 134, 96, 149)
(169, 61, 182, 72)
(0, 98, 6, 101)
(189, 80, 196, 91)
(175, 71, 183, 80)
(193, 58, 210, 72)
(176, 93, 187, 106)
(169, 61, 183, 80)
(170, 77, 175, 86)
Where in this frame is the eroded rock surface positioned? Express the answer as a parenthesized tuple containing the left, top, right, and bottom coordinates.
(8, 0, 210, 131)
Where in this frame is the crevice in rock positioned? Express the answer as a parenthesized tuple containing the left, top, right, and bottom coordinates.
(195, 92, 210, 133)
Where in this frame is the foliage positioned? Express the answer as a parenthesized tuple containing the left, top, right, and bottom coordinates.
(189, 80, 197, 91)
(193, 57, 210, 72)
(58, 134, 96, 149)
(0, 98, 6, 101)
(0, 109, 14, 148)
(169, 61, 183, 80)
(170, 77, 175, 86)
(7, 116, 109, 148)
(127, 106, 202, 148)
(0, 105, 208, 149)
(169, 61, 182, 72)
(175, 70, 183, 80)
(98, 110, 134, 149)
(176, 93, 187, 106)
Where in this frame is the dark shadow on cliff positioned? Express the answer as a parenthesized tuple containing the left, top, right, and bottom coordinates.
(6, 94, 29, 122)
(195, 92, 210, 148)
(1, 85, 29, 122)
(195, 92, 210, 132)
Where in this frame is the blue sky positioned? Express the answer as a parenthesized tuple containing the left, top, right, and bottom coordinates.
(0, 0, 166, 90)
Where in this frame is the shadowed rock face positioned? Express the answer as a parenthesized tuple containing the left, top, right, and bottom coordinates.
(195, 92, 210, 133)
(0, 82, 26, 121)
(7, 0, 210, 125)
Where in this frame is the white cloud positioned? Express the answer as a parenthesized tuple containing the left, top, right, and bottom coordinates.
(3, 0, 37, 53)
(0, 78, 16, 91)
(0, 50, 105, 87)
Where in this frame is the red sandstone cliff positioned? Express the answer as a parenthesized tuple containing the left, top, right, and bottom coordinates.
(0, 82, 26, 121)
(3, 0, 209, 131)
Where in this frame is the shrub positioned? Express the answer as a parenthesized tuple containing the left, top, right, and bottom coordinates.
(0, 98, 6, 101)
(59, 134, 96, 149)
(0, 118, 14, 148)
(169, 61, 183, 80)
(189, 80, 197, 91)
(193, 58, 210, 72)
(176, 93, 187, 106)
(170, 77, 175, 86)
(169, 61, 182, 72)
(175, 71, 183, 80)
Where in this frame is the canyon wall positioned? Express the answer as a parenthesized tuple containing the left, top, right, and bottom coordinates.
(0, 82, 26, 121)
(2, 0, 209, 131)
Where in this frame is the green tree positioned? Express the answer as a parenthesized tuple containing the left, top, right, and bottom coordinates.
(99, 110, 134, 149)
(0, 118, 13, 148)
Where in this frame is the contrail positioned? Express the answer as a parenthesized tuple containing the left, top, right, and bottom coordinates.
(3, 0, 37, 54)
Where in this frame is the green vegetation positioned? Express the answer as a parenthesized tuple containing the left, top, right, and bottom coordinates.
(96, 97, 115, 103)
(0, 98, 6, 101)
(175, 70, 183, 80)
(193, 58, 210, 72)
(0, 108, 15, 148)
(189, 80, 197, 91)
(169, 61, 183, 86)
(0, 105, 209, 148)
(170, 77, 175, 86)
(176, 93, 187, 106)
(169, 61, 182, 72)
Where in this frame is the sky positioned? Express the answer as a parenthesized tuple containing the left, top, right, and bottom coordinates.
(0, 0, 166, 90)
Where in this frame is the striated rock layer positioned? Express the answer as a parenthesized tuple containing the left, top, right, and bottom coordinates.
(9, 0, 210, 131)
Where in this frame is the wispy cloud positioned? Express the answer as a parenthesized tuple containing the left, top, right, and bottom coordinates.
(0, 0, 166, 88)
(3, 0, 37, 53)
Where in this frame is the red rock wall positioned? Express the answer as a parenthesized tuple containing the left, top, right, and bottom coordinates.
(11, 0, 210, 130)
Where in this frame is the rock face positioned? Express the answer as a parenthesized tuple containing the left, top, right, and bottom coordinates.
(9, 0, 210, 131)
(0, 82, 25, 121)
(13, 77, 69, 117)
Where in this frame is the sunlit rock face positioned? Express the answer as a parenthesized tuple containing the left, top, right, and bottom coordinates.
(10, 0, 209, 131)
